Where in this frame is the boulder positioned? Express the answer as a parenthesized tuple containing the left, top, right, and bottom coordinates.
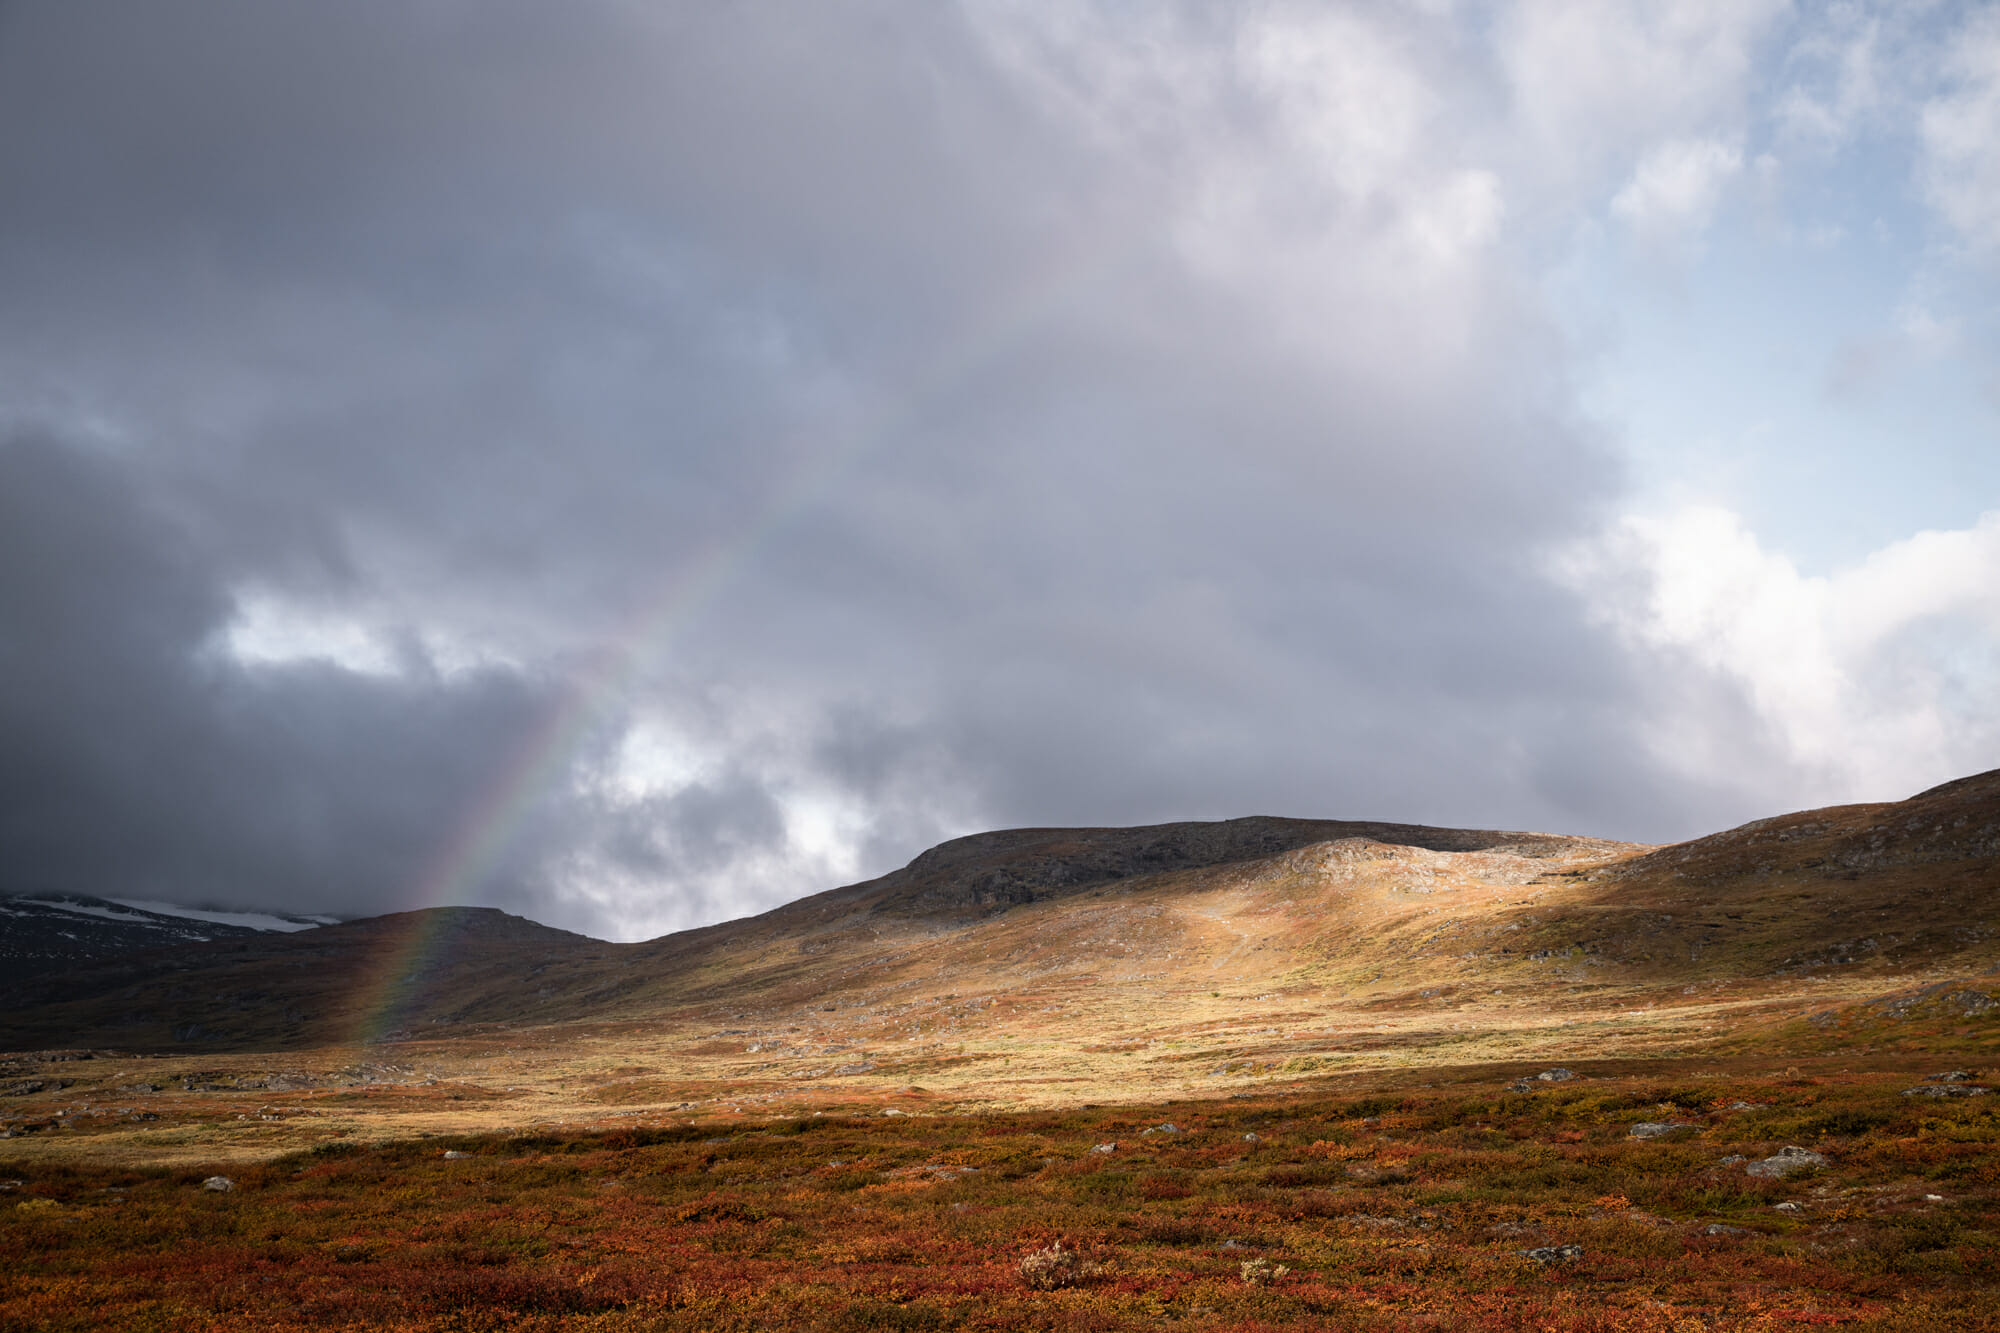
(1517, 1244, 1584, 1263)
(1745, 1147, 1825, 1178)
(1629, 1121, 1696, 1139)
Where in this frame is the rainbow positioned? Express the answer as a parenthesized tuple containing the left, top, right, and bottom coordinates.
(347, 230, 1139, 1042)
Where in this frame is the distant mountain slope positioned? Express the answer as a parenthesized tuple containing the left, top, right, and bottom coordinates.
(0, 906, 601, 1050)
(0, 894, 335, 978)
(3, 774, 1997, 1056)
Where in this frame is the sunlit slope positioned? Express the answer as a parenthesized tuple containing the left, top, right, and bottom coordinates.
(3, 773, 1997, 1055)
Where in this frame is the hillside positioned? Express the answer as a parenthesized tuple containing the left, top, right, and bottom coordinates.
(0, 816, 1637, 1052)
(1, 774, 1996, 1164)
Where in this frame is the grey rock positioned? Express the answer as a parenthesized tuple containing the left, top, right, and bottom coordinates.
(1141, 1123, 1180, 1135)
(1517, 1244, 1584, 1263)
(1630, 1121, 1695, 1139)
(1536, 1068, 1576, 1082)
(1092, 1142, 1117, 1153)
(1745, 1146, 1826, 1178)
(1903, 1084, 1990, 1098)
(1704, 1223, 1749, 1236)
(1926, 1070, 1978, 1082)
(442, 1150, 472, 1160)
(201, 1176, 234, 1192)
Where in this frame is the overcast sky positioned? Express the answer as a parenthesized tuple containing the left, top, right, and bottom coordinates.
(3, 1, 1998, 941)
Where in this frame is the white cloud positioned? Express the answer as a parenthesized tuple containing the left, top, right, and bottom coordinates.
(1773, 5, 1886, 151)
(1611, 137, 1743, 244)
(1558, 506, 2000, 802)
(1497, 0, 1785, 197)
(222, 591, 403, 677)
(1921, 7, 2000, 254)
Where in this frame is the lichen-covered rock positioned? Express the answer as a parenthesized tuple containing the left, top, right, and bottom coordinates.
(1745, 1147, 1826, 1178)
(1630, 1121, 1696, 1139)
(1517, 1244, 1583, 1263)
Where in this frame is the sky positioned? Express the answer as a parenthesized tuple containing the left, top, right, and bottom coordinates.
(1, 0, 1997, 942)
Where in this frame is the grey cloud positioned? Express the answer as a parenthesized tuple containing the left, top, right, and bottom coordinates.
(0, 1, 1813, 940)
(0, 431, 571, 918)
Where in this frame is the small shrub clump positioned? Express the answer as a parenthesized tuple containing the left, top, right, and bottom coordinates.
(1239, 1257, 1290, 1286)
(1017, 1239, 1105, 1290)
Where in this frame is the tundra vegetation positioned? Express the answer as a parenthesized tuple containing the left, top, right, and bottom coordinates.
(4, 1056, 1998, 1331)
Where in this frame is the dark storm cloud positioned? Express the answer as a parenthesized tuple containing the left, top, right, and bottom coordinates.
(0, 432, 568, 916)
(0, 2, 1792, 938)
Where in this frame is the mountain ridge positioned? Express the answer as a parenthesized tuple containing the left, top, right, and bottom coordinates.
(3, 773, 1996, 1102)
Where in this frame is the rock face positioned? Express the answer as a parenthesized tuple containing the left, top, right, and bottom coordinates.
(1745, 1147, 1826, 1178)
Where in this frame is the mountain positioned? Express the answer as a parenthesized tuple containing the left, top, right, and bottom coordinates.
(2, 774, 1997, 1083)
(0, 893, 337, 978)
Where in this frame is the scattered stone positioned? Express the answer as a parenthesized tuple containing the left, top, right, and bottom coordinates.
(1242, 1132, 1259, 1142)
(1630, 1121, 1696, 1139)
(1091, 1142, 1117, 1153)
(1924, 1194, 1946, 1203)
(442, 1150, 471, 1160)
(1903, 1084, 1991, 1099)
(1926, 1070, 1978, 1082)
(1704, 1224, 1749, 1236)
(1745, 1147, 1827, 1179)
(1141, 1123, 1180, 1136)
(1516, 1244, 1584, 1264)
(833, 1062, 876, 1076)
(1773, 1202, 1802, 1213)
(1718, 1155, 1745, 1165)
(1536, 1069, 1576, 1083)
(880, 1108, 904, 1117)
(1726, 1101, 1764, 1111)
(202, 1176, 234, 1192)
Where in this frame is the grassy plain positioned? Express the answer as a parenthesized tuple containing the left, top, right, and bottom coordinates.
(5, 1052, 1999, 1332)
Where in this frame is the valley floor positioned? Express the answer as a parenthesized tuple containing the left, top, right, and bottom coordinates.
(5, 1046, 1999, 1332)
